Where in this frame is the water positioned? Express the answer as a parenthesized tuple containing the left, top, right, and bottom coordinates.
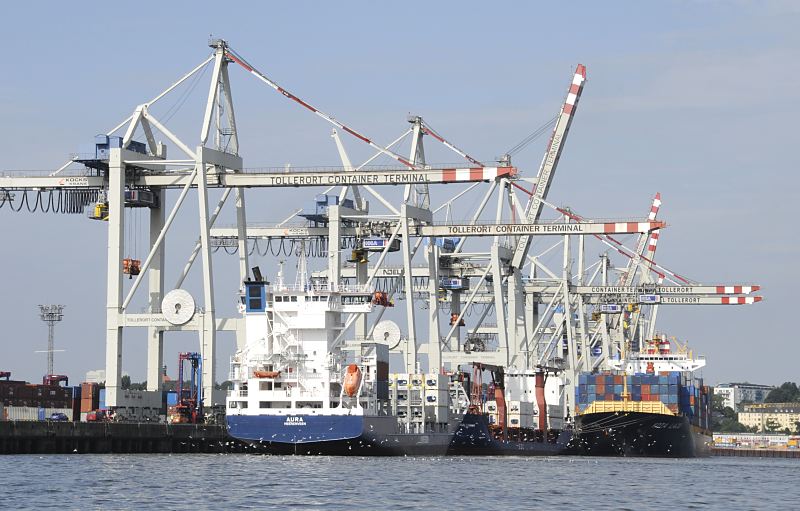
(0, 454, 797, 510)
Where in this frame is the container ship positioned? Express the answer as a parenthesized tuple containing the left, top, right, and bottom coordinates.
(225, 269, 572, 456)
(570, 336, 711, 457)
(447, 367, 572, 455)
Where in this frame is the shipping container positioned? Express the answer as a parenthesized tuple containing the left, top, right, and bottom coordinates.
(3, 406, 40, 420)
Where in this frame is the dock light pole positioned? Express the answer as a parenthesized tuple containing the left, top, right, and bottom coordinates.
(38, 305, 65, 376)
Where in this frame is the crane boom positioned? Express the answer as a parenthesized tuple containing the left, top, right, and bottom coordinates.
(511, 64, 586, 269)
(609, 193, 662, 333)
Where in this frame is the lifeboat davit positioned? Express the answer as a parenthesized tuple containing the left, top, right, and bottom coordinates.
(343, 364, 362, 397)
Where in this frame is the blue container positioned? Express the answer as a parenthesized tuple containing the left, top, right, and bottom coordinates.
(658, 376, 668, 385)
(99, 388, 106, 409)
(166, 391, 178, 407)
(38, 408, 45, 421)
(579, 374, 588, 385)
(614, 384, 623, 394)
(587, 394, 596, 403)
(588, 384, 596, 394)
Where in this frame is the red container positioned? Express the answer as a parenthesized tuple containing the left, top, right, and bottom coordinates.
(614, 375, 623, 385)
(81, 382, 100, 399)
(605, 393, 613, 401)
(641, 384, 650, 394)
(596, 385, 605, 394)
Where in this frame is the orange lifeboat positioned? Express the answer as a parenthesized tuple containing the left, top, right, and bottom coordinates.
(254, 370, 281, 378)
(343, 364, 362, 397)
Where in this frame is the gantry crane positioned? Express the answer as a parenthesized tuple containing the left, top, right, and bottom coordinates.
(0, 39, 762, 421)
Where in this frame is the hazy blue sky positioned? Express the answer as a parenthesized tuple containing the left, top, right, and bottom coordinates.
(0, 1, 797, 386)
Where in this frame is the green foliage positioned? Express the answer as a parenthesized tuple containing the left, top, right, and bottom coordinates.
(215, 381, 233, 391)
(712, 394, 727, 412)
(120, 375, 147, 391)
(128, 381, 148, 391)
(765, 382, 800, 403)
(716, 417, 749, 433)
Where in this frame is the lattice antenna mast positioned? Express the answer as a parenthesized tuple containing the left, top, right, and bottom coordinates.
(38, 305, 65, 376)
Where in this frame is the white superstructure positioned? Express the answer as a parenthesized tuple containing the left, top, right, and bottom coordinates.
(227, 279, 378, 418)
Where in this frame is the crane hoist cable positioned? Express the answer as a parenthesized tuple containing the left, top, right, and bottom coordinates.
(504, 115, 558, 157)
(0, 189, 98, 214)
(161, 60, 212, 124)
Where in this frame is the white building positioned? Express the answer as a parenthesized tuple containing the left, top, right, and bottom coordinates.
(713, 383, 774, 410)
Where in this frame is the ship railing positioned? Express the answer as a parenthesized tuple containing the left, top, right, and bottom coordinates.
(267, 283, 372, 294)
(227, 390, 248, 398)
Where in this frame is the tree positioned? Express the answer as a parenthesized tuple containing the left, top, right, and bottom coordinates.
(717, 418, 749, 433)
(121, 375, 131, 390)
(765, 382, 800, 403)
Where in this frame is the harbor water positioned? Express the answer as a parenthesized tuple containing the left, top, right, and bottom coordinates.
(0, 455, 797, 510)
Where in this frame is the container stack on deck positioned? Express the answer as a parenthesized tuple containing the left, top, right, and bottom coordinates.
(576, 372, 710, 429)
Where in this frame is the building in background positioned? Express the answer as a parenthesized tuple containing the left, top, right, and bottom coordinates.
(85, 370, 105, 384)
(714, 433, 800, 449)
(713, 383, 774, 410)
(738, 403, 800, 433)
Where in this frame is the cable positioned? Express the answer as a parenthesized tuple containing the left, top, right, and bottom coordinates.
(505, 115, 558, 157)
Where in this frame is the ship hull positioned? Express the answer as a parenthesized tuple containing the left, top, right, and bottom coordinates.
(448, 413, 572, 456)
(226, 414, 455, 456)
(571, 411, 711, 457)
(227, 412, 574, 456)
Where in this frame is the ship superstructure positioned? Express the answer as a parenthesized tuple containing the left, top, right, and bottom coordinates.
(226, 270, 470, 454)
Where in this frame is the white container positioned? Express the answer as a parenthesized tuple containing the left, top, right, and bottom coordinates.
(4, 406, 39, 421)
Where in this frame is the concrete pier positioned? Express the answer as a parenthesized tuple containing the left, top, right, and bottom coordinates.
(712, 447, 800, 458)
(0, 421, 250, 454)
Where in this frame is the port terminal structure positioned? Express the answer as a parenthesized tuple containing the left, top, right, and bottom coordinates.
(0, 39, 761, 413)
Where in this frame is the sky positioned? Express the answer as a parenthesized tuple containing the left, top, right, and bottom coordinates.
(0, 1, 797, 386)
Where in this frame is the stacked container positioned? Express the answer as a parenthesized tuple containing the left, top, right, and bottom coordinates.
(506, 400, 534, 428)
(80, 382, 101, 420)
(576, 371, 707, 422)
(423, 375, 449, 424)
